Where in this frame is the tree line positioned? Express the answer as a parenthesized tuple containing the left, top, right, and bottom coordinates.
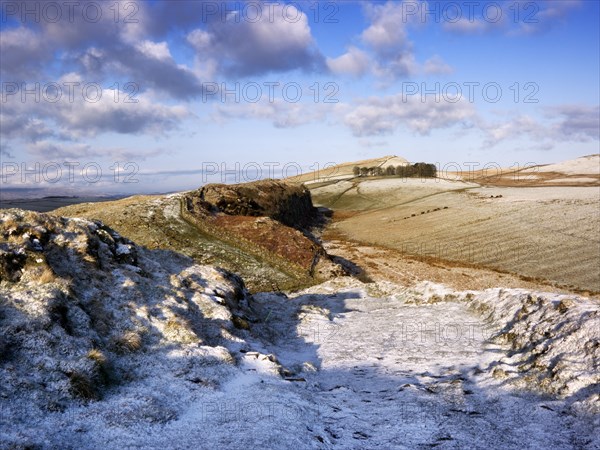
(352, 162, 437, 178)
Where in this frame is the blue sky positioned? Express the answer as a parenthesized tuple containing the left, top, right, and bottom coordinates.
(1, 0, 598, 195)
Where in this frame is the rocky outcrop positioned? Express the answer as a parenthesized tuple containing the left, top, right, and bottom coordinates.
(183, 181, 344, 286)
(196, 179, 318, 230)
(0, 209, 251, 412)
(55, 188, 341, 292)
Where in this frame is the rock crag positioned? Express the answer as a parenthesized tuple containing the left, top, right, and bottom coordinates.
(197, 179, 318, 230)
(183, 180, 343, 286)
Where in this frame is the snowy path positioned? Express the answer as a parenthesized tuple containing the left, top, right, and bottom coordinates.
(237, 283, 596, 449)
(29, 282, 596, 449)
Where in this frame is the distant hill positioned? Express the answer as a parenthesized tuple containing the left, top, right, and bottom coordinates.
(0, 195, 128, 212)
(288, 155, 409, 185)
(453, 154, 600, 187)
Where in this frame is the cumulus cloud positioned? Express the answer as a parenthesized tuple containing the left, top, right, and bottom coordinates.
(187, 3, 324, 77)
(211, 99, 329, 129)
(326, 47, 370, 77)
(135, 40, 172, 62)
(0, 1, 132, 77)
(326, 2, 452, 80)
(480, 105, 600, 147)
(0, 144, 15, 159)
(480, 115, 541, 145)
(547, 105, 600, 141)
(344, 97, 598, 146)
(0, 26, 50, 77)
(51, 91, 190, 136)
(0, 1, 328, 164)
(0, 80, 191, 149)
(0, 114, 63, 143)
(0, 1, 201, 164)
(343, 94, 475, 137)
(103, 46, 206, 100)
(0, 1, 205, 101)
(360, 1, 417, 79)
(24, 141, 168, 162)
(423, 55, 453, 75)
(24, 142, 97, 160)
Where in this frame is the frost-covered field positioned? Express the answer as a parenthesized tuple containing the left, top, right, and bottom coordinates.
(322, 180, 600, 292)
(532, 155, 600, 175)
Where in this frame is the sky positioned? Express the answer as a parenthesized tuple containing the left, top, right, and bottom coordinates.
(0, 0, 599, 196)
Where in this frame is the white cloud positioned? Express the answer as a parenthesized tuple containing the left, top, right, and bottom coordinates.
(361, 2, 413, 51)
(423, 55, 453, 75)
(329, 2, 452, 81)
(211, 99, 328, 129)
(0, 2, 204, 100)
(441, 1, 582, 36)
(514, 0, 582, 35)
(187, 3, 323, 77)
(479, 105, 600, 147)
(135, 40, 172, 62)
(0, 81, 191, 150)
(547, 105, 600, 141)
(24, 141, 168, 162)
(0, 27, 49, 76)
(344, 94, 475, 137)
(443, 18, 489, 34)
(360, 1, 417, 79)
(326, 47, 370, 77)
(187, 29, 212, 49)
(481, 115, 540, 144)
(52, 90, 190, 136)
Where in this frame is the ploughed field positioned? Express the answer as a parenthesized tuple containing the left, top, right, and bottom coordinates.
(311, 177, 600, 294)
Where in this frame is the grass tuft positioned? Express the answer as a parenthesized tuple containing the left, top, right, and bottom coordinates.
(113, 330, 143, 354)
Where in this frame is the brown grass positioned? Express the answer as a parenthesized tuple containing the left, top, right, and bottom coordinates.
(451, 169, 600, 187)
(38, 266, 57, 284)
(68, 372, 99, 400)
(113, 330, 143, 353)
(87, 348, 107, 366)
(0, 217, 18, 234)
(164, 319, 199, 344)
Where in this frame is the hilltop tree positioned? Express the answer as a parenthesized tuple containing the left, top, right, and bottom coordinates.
(413, 162, 437, 178)
(352, 162, 436, 179)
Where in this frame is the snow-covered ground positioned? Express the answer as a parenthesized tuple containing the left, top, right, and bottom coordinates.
(3, 279, 598, 448)
(380, 156, 410, 168)
(303, 175, 355, 187)
(532, 155, 600, 175)
(1, 211, 598, 449)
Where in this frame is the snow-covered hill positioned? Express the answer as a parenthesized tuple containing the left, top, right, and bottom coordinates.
(534, 154, 600, 175)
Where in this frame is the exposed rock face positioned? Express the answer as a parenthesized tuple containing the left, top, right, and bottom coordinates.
(197, 179, 318, 230)
(183, 181, 344, 286)
(0, 209, 250, 412)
